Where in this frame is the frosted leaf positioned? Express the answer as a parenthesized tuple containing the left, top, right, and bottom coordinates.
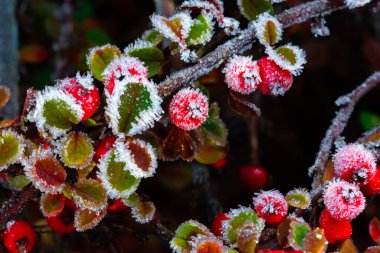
(189, 234, 227, 253)
(24, 149, 66, 194)
(102, 56, 149, 95)
(130, 200, 156, 224)
(71, 178, 108, 212)
(97, 148, 140, 199)
(323, 179, 365, 220)
(40, 193, 65, 218)
(180, 0, 240, 36)
(115, 138, 157, 179)
(124, 39, 154, 54)
(0, 129, 26, 171)
(223, 55, 261, 94)
(266, 44, 306, 76)
(253, 12, 283, 46)
(285, 188, 311, 209)
(74, 208, 106, 232)
(27, 86, 84, 138)
(310, 18, 330, 37)
(86, 44, 120, 70)
(186, 11, 215, 46)
(345, 0, 371, 8)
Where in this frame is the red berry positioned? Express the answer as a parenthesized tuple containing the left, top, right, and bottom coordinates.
(46, 199, 77, 233)
(323, 180, 365, 220)
(3, 220, 37, 253)
(286, 249, 303, 253)
(211, 213, 229, 237)
(334, 143, 376, 186)
(319, 209, 352, 244)
(362, 166, 380, 196)
(253, 190, 288, 226)
(94, 135, 117, 163)
(169, 88, 209, 131)
(257, 57, 293, 96)
(223, 55, 261, 94)
(239, 165, 268, 190)
(61, 76, 100, 121)
(107, 199, 129, 212)
(369, 218, 380, 244)
(213, 159, 227, 170)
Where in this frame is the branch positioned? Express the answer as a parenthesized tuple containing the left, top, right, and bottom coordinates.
(309, 71, 380, 190)
(157, 0, 346, 97)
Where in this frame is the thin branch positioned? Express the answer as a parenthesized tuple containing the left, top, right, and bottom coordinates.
(309, 71, 380, 190)
(157, 0, 346, 97)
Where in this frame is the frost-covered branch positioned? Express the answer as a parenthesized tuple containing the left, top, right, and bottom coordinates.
(157, 0, 346, 97)
(309, 71, 380, 190)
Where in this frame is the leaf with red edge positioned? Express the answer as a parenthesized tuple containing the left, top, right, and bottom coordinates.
(131, 200, 156, 224)
(161, 127, 203, 161)
(74, 208, 106, 232)
(0, 86, 10, 109)
(228, 92, 261, 117)
(370, 217, 380, 244)
(40, 193, 65, 217)
(71, 179, 108, 212)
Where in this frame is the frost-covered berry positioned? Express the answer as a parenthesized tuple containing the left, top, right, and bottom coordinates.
(319, 209, 352, 244)
(59, 72, 100, 121)
(362, 166, 380, 196)
(253, 190, 288, 226)
(94, 135, 117, 163)
(223, 55, 261, 95)
(257, 57, 293, 96)
(3, 220, 37, 253)
(333, 143, 376, 186)
(46, 199, 77, 233)
(169, 88, 209, 131)
(323, 180, 365, 220)
(211, 212, 229, 237)
(239, 165, 268, 190)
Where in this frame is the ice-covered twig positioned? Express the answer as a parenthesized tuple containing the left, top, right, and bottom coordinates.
(157, 0, 347, 97)
(309, 71, 380, 190)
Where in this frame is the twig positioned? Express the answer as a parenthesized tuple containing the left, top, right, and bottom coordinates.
(157, 0, 346, 97)
(309, 71, 380, 190)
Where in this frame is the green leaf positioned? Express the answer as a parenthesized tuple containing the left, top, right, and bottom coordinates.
(74, 208, 106, 232)
(99, 150, 140, 198)
(122, 192, 141, 207)
(261, 19, 281, 45)
(288, 221, 311, 251)
(40, 193, 65, 217)
(170, 220, 211, 253)
(126, 47, 164, 77)
(186, 13, 213, 46)
(142, 30, 164, 46)
(88, 45, 121, 81)
(7, 175, 31, 191)
(285, 188, 311, 209)
(0, 134, 20, 167)
(238, 0, 274, 21)
(276, 47, 297, 65)
(72, 179, 108, 211)
(59, 132, 93, 169)
(359, 111, 380, 131)
(43, 99, 81, 130)
(201, 103, 227, 147)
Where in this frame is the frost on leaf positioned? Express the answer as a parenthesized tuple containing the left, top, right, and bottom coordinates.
(151, 12, 197, 62)
(115, 138, 157, 178)
(57, 132, 94, 169)
(235, 223, 259, 253)
(288, 220, 311, 251)
(285, 188, 311, 209)
(40, 193, 65, 218)
(131, 200, 156, 224)
(253, 12, 282, 46)
(303, 228, 328, 253)
(222, 206, 265, 246)
(170, 220, 212, 253)
(189, 235, 227, 253)
(86, 44, 121, 82)
(125, 40, 164, 78)
(97, 148, 140, 199)
(180, 0, 240, 36)
(237, 0, 274, 21)
(141, 29, 164, 46)
(74, 208, 106, 232)
(344, 0, 371, 8)
(0, 129, 25, 170)
(223, 55, 261, 95)
(24, 150, 66, 193)
(122, 192, 141, 207)
(266, 44, 306, 76)
(186, 12, 215, 46)
(102, 56, 148, 95)
(276, 216, 305, 247)
(28, 86, 83, 138)
(71, 178, 108, 212)
(0, 85, 10, 109)
(105, 77, 163, 136)
(200, 103, 227, 147)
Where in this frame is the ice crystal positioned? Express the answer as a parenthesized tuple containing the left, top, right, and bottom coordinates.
(323, 179, 365, 220)
(253, 190, 288, 216)
(74, 208, 107, 232)
(266, 44, 306, 76)
(86, 43, 120, 68)
(253, 12, 283, 46)
(345, 0, 371, 8)
(124, 39, 154, 54)
(310, 18, 330, 37)
(223, 55, 261, 94)
(285, 188, 311, 209)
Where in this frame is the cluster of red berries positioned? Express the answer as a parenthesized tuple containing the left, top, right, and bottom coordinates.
(319, 143, 380, 244)
(223, 55, 293, 96)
